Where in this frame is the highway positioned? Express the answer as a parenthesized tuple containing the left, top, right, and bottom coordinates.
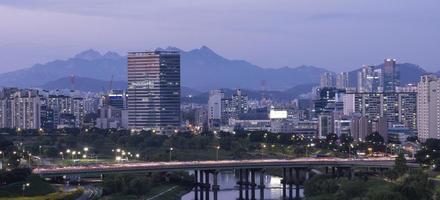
(33, 157, 417, 178)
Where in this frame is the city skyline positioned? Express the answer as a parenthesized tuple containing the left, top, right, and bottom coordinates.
(1, 2, 438, 200)
(0, 0, 439, 73)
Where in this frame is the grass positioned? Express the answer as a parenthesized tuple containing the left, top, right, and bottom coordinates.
(0, 175, 55, 197)
(0, 189, 83, 200)
(103, 183, 192, 200)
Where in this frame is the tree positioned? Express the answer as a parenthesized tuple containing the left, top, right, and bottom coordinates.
(394, 153, 408, 176)
(326, 133, 338, 144)
(304, 175, 339, 197)
(365, 188, 407, 200)
(365, 132, 385, 152)
(366, 132, 384, 144)
(339, 134, 353, 145)
(335, 180, 368, 200)
(398, 170, 434, 200)
(128, 177, 149, 195)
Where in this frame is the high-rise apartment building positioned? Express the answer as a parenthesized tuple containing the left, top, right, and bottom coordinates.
(320, 72, 335, 88)
(357, 65, 382, 92)
(417, 75, 440, 141)
(208, 90, 224, 130)
(350, 116, 371, 141)
(383, 59, 400, 92)
(336, 72, 349, 89)
(8, 90, 41, 129)
(127, 51, 181, 134)
(44, 95, 85, 128)
(343, 91, 417, 130)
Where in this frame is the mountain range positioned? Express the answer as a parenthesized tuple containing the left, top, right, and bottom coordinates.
(0, 46, 437, 94)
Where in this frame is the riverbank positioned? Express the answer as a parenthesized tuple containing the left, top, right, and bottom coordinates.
(102, 183, 192, 200)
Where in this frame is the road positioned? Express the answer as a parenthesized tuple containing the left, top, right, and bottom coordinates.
(33, 157, 417, 178)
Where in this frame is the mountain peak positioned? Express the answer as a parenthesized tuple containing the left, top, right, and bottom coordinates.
(185, 45, 223, 60)
(155, 46, 183, 52)
(74, 49, 102, 60)
(199, 45, 216, 54)
(103, 51, 122, 60)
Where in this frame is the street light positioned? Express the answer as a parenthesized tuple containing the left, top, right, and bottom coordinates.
(169, 147, 174, 161)
(22, 182, 30, 196)
(215, 146, 220, 160)
(261, 144, 266, 159)
(59, 152, 64, 160)
(83, 147, 89, 158)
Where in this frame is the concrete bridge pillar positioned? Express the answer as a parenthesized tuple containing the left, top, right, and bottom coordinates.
(250, 169, 256, 200)
(332, 167, 336, 177)
(295, 168, 300, 200)
(199, 170, 204, 200)
(212, 171, 219, 200)
(289, 168, 293, 200)
(239, 169, 244, 200)
(259, 169, 265, 200)
(245, 169, 249, 200)
(194, 170, 199, 200)
(305, 168, 310, 181)
(205, 171, 210, 200)
(282, 168, 287, 199)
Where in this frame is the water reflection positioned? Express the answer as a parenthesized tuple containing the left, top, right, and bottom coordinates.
(181, 171, 303, 200)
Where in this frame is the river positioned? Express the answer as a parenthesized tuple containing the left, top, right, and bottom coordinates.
(181, 171, 303, 200)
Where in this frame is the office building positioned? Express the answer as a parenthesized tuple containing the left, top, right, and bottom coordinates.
(318, 114, 334, 138)
(417, 75, 440, 141)
(127, 50, 181, 134)
(383, 58, 400, 92)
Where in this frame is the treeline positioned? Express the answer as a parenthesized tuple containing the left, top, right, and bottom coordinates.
(304, 170, 434, 200)
(0, 128, 401, 164)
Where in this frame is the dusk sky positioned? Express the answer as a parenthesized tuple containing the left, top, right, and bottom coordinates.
(0, 0, 439, 73)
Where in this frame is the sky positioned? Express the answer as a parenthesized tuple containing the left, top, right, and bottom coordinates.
(0, 0, 439, 73)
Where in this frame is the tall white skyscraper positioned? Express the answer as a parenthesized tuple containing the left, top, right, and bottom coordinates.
(417, 75, 440, 141)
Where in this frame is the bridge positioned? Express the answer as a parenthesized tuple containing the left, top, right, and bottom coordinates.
(33, 157, 418, 200)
